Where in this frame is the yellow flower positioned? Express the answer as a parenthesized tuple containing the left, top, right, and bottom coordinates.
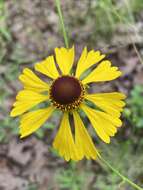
(10, 46, 126, 161)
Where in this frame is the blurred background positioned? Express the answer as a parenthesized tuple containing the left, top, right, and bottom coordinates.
(0, 0, 143, 190)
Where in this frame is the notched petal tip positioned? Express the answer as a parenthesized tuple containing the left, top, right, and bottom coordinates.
(20, 133, 27, 139)
(23, 67, 30, 72)
(71, 44, 75, 50)
(55, 45, 74, 51)
(118, 71, 122, 76)
(10, 106, 22, 117)
(121, 93, 127, 99)
(104, 137, 110, 144)
(10, 110, 16, 117)
(83, 46, 87, 51)
(20, 134, 24, 139)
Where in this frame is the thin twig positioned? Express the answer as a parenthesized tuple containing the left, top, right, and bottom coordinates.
(55, 0, 69, 48)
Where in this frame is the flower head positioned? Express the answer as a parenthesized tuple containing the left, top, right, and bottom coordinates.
(10, 46, 126, 161)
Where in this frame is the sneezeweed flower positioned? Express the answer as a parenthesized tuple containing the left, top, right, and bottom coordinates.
(10, 46, 126, 161)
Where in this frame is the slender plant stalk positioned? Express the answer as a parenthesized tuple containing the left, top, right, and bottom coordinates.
(55, 0, 69, 48)
(99, 156, 143, 190)
(109, 5, 143, 65)
(54, 0, 143, 189)
(123, 0, 135, 23)
(132, 41, 143, 65)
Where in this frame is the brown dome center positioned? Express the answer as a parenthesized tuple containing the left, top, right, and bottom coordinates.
(50, 76, 83, 105)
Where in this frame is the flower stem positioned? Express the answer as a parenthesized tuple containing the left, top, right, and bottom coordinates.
(55, 0, 69, 48)
(99, 155, 143, 190)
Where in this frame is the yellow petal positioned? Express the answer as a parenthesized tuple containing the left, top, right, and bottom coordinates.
(20, 106, 54, 138)
(75, 47, 105, 78)
(55, 46, 74, 74)
(93, 111, 118, 137)
(19, 68, 49, 92)
(81, 104, 122, 143)
(82, 60, 122, 84)
(73, 111, 99, 160)
(53, 113, 79, 161)
(85, 92, 126, 117)
(10, 90, 49, 117)
(35, 55, 59, 79)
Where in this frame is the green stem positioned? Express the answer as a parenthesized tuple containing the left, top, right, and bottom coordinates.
(55, 0, 69, 48)
(99, 156, 143, 190)
(53, 2, 142, 187)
